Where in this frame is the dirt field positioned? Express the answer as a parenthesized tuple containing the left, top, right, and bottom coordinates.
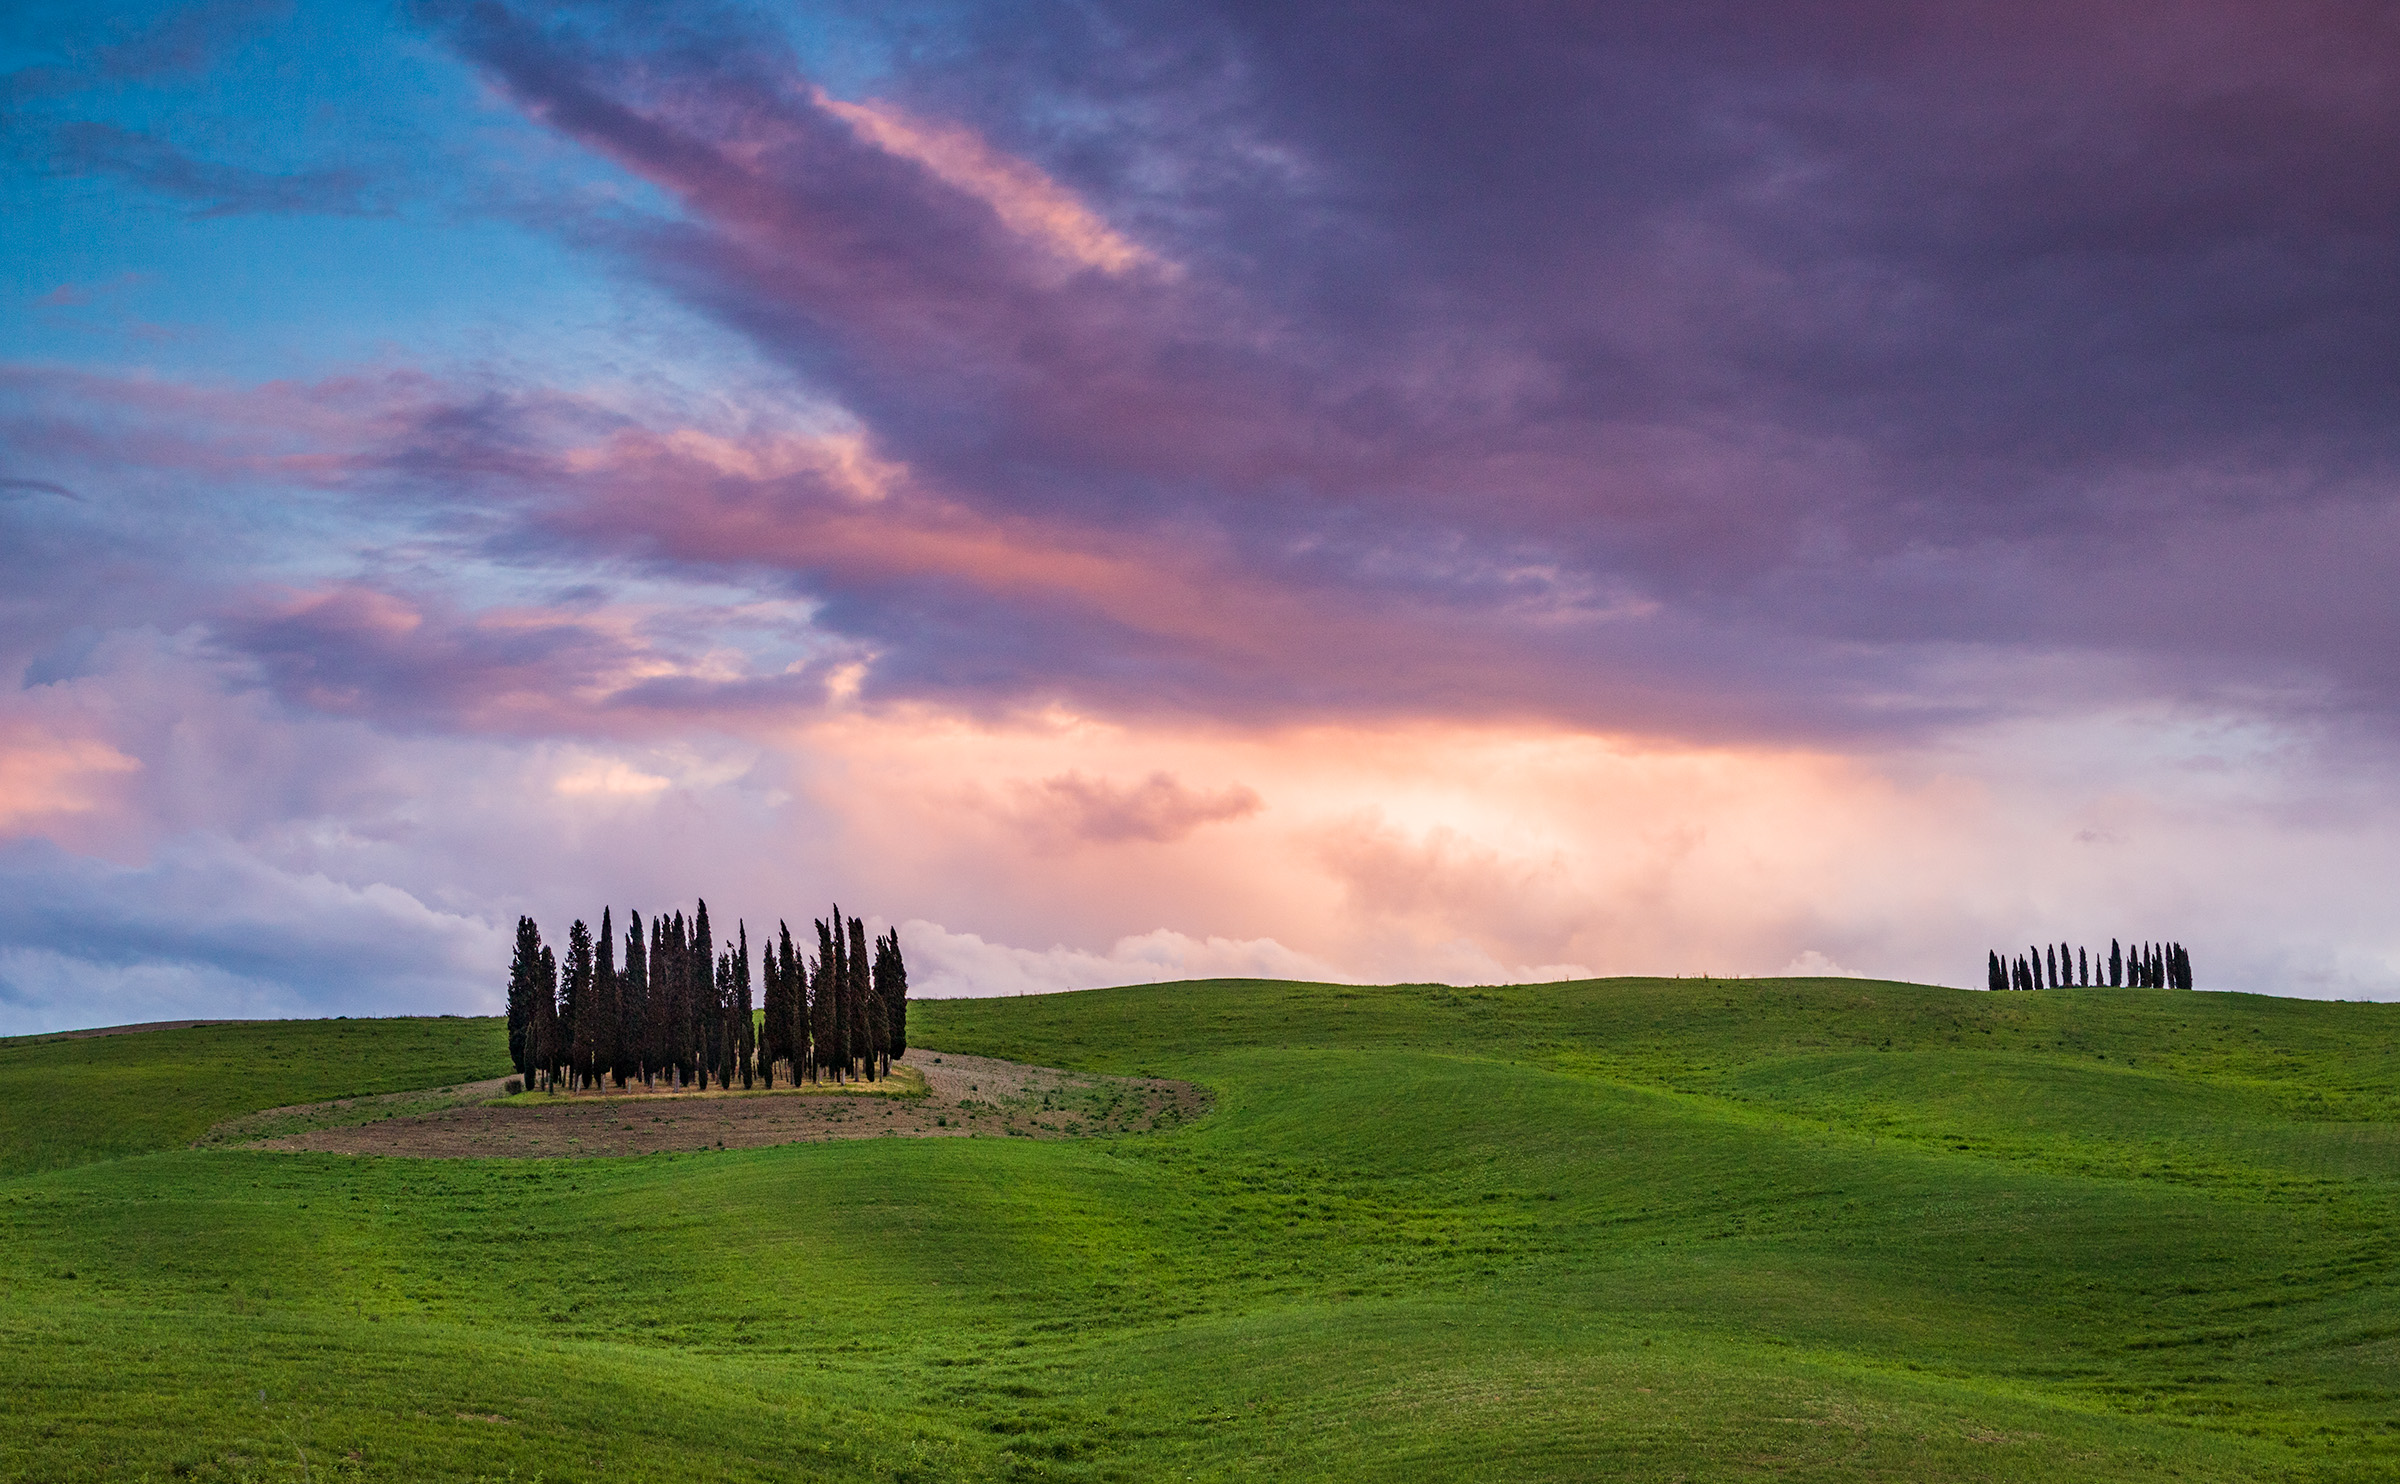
(228, 1052, 1208, 1158)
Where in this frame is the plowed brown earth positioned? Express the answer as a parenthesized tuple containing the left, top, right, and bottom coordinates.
(242, 1052, 1207, 1158)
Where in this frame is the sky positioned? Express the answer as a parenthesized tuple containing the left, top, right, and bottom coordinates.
(3, 0, 2397, 1032)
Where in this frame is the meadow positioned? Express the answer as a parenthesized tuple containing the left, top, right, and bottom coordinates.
(0, 977, 2394, 1481)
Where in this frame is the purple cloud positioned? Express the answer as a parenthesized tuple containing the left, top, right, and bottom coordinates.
(379, 0, 2400, 741)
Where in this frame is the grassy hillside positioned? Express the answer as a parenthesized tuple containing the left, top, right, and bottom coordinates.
(0, 978, 2393, 1482)
(0, 1018, 511, 1177)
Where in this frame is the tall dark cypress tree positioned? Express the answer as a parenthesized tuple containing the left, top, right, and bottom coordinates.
(2075, 945, 2087, 986)
(689, 901, 714, 1088)
(781, 923, 808, 1084)
(507, 917, 543, 1080)
(533, 943, 561, 1090)
(710, 946, 729, 1085)
(561, 919, 594, 1091)
(1986, 950, 2003, 993)
(2108, 938, 2121, 987)
(620, 911, 647, 1087)
(734, 922, 756, 1088)
(816, 916, 844, 1081)
(2043, 945, 2056, 990)
(644, 916, 669, 1087)
(594, 908, 619, 1088)
(760, 926, 784, 1088)
(665, 910, 690, 1086)
(880, 927, 909, 1059)
(847, 916, 877, 1080)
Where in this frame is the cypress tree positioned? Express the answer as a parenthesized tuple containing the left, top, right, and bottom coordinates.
(669, 909, 692, 1086)
(2042, 945, 2054, 990)
(781, 923, 808, 1084)
(533, 944, 560, 1090)
(644, 915, 669, 1087)
(710, 945, 732, 1090)
(735, 922, 756, 1088)
(2105, 938, 2118, 987)
(1986, 950, 2003, 993)
(620, 911, 647, 1087)
(760, 927, 784, 1088)
(668, 911, 690, 1086)
(881, 927, 909, 1059)
(507, 917, 542, 1080)
(848, 916, 876, 1080)
(2075, 945, 2086, 986)
(686, 902, 710, 1088)
(561, 919, 594, 1092)
(817, 916, 845, 1081)
(595, 908, 619, 1088)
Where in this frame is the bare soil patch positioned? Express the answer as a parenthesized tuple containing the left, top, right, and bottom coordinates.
(228, 1052, 1207, 1159)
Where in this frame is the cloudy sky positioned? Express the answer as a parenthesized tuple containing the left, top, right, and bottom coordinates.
(4, 0, 2396, 1031)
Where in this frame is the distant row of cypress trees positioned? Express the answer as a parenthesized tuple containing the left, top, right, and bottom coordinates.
(503, 902, 907, 1093)
(1986, 939, 2191, 992)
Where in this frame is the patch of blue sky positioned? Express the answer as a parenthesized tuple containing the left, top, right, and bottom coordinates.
(2, 0, 723, 390)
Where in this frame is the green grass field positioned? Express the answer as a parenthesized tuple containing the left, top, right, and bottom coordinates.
(1, 978, 2395, 1481)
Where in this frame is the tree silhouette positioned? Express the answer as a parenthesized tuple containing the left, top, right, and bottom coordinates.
(815, 916, 843, 1081)
(533, 943, 560, 1090)
(779, 922, 803, 1084)
(619, 911, 647, 1087)
(880, 927, 910, 1056)
(562, 919, 594, 1091)
(734, 922, 756, 1088)
(506, 917, 542, 1081)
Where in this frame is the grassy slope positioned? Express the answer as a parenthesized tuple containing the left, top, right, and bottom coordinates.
(0, 1019, 511, 1177)
(0, 979, 2393, 1482)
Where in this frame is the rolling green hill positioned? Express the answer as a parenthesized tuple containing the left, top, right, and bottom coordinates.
(0, 978, 2394, 1481)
